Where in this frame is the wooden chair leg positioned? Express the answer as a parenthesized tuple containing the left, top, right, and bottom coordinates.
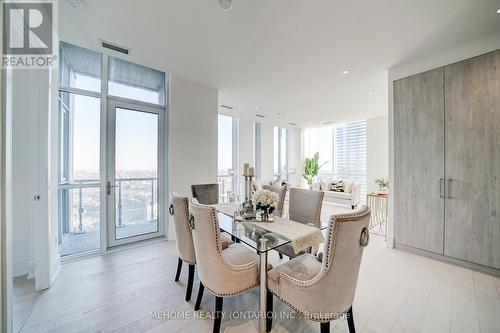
(194, 282, 204, 310)
(266, 291, 273, 332)
(185, 264, 195, 301)
(174, 258, 182, 281)
(347, 306, 356, 333)
(320, 322, 330, 333)
(213, 296, 223, 333)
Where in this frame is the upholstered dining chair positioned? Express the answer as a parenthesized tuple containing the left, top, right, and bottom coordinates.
(169, 193, 232, 303)
(266, 206, 371, 333)
(191, 183, 219, 205)
(189, 200, 272, 333)
(274, 188, 324, 259)
(262, 184, 287, 218)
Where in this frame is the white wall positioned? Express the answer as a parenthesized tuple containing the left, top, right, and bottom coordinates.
(260, 123, 275, 180)
(168, 76, 218, 199)
(366, 115, 389, 193)
(387, 32, 500, 247)
(287, 129, 303, 187)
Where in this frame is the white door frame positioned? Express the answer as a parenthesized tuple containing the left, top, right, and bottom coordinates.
(106, 98, 166, 247)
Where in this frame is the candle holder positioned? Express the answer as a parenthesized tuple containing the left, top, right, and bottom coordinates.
(240, 174, 256, 220)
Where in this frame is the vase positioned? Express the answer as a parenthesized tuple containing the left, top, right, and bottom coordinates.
(260, 207, 270, 221)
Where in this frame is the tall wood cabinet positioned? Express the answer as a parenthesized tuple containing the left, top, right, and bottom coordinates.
(394, 50, 500, 270)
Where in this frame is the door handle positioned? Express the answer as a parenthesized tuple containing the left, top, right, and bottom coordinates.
(439, 178, 444, 198)
(106, 181, 117, 195)
(447, 178, 452, 199)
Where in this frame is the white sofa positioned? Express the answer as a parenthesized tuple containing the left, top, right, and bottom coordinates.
(312, 179, 360, 209)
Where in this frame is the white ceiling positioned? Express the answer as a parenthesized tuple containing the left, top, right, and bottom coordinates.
(60, 0, 500, 128)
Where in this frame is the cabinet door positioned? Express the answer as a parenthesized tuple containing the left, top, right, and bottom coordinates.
(394, 68, 445, 254)
(444, 50, 500, 268)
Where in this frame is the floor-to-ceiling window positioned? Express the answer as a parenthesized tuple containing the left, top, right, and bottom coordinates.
(304, 126, 333, 178)
(218, 114, 238, 198)
(334, 120, 367, 200)
(58, 42, 167, 256)
(273, 127, 288, 180)
(304, 120, 367, 201)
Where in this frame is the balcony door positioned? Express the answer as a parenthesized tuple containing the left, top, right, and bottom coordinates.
(107, 99, 165, 246)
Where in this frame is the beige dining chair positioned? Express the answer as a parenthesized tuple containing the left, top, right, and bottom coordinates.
(275, 188, 324, 259)
(262, 184, 287, 217)
(169, 193, 232, 303)
(189, 200, 272, 333)
(191, 183, 219, 205)
(266, 206, 371, 333)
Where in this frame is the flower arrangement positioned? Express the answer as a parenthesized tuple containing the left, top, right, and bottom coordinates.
(252, 189, 279, 215)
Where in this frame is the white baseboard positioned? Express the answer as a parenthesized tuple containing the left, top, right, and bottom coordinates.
(13, 258, 33, 278)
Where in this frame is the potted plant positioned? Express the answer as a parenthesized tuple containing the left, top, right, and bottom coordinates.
(375, 178, 389, 194)
(302, 152, 327, 189)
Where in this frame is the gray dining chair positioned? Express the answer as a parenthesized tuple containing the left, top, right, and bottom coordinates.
(169, 193, 232, 304)
(266, 206, 371, 333)
(262, 184, 287, 217)
(274, 188, 324, 259)
(191, 183, 219, 205)
(189, 200, 272, 333)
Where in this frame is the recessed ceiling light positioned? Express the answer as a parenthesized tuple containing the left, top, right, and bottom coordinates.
(342, 70, 349, 74)
(368, 91, 374, 95)
(255, 107, 259, 111)
(219, 0, 233, 11)
(497, 8, 500, 14)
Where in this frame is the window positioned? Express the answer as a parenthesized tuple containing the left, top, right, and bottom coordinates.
(58, 43, 103, 255)
(304, 127, 333, 175)
(58, 41, 167, 256)
(60, 41, 102, 93)
(273, 127, 288, 179)
(253, 122, 262, 180)
(334, 120, 367, 201)
(218, 114, 238, 196)
(108, 56, 166, 105)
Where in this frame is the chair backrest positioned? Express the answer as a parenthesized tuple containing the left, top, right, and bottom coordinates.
(317, 206, 371, 315)
(191, 183, 219, 205)
(169, 193, 196, 264)
(288, 188, 324, 227)
(262, 184, 287, 217)
(189, 201, 258, 296)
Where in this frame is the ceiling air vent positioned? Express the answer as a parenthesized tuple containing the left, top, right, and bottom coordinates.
(321, 121, 334, 125)
(100, 40, 130, 55)
(220, 105, 234, 110)
(255, 114, 266, 118)
(288, 122, 297, 126)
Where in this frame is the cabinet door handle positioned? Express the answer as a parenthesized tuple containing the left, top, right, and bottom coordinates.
(447, 178, 452, 199)
(439, 178, 444, 198)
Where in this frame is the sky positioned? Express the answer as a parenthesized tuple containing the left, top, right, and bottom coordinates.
(69, 75, 159, 174)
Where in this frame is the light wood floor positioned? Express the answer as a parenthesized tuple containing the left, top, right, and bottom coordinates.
(20, 206, 500, 333)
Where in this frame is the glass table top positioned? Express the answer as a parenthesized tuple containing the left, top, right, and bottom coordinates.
(216, 204, 328, 254)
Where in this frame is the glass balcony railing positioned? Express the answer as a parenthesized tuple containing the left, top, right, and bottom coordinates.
(57, 177, 158, 256)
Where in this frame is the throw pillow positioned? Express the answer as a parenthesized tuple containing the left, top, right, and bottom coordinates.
(320, 180, 332, 191)
(331, 180, 344, 192)
(344, 181, 354, 193)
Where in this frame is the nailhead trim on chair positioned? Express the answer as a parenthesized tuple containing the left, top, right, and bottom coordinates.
(170, 194, 197, 265)
(271, 206, 371, 322)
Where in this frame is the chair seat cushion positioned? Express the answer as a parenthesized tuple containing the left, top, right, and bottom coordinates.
(268, 253, 321, 296)
(222, 243, 273, 271)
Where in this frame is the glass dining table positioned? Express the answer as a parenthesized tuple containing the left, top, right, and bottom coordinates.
(215, 205, 328, 333)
